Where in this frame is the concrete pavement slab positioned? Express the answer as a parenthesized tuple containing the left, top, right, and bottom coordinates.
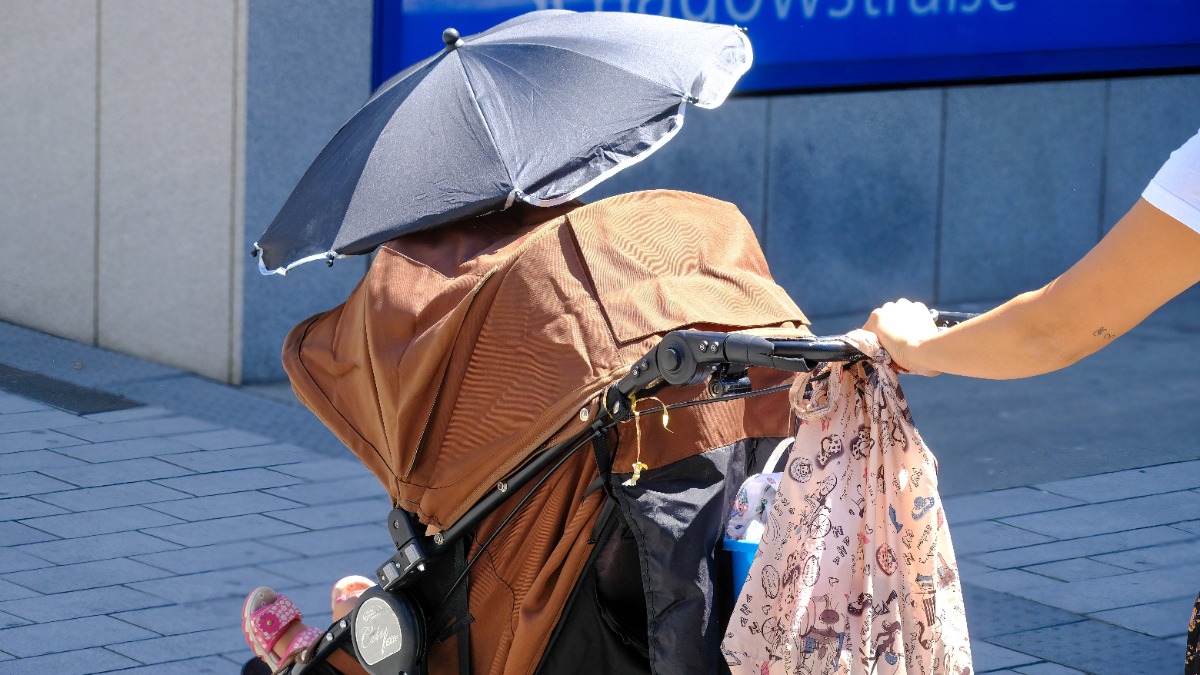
(17, 531, 181, 566)
(1036, 459, 1200, 503)
(19, 504, 183, 538)
(52, 437, 201, 463)
(962, 585, 1081, 639)
(2, 558, 173, 594)
(0, 647, 139, 674)
(39, 457, 194, 488)
(0, 614, 156, 657)
(34, 481, 193, 512)
(0, 429, 88, 453)
(108, 625, 244, 665)
(0, 520, 58, 546)
(942, 487, 1084, 525)
(131, 540, 299, 575)
(998, 490, 1200, 539)
(971, 525, 1195, 570)
(155, 467, 300, 496)
(0, 497, 68, 521)
(1090, 596, 1196, 640)
(0, 586, 169, 623)
(989, 620, 1178, 675)
(1023, 557, 1135, 582)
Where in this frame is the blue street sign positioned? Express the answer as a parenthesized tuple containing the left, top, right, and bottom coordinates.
(374, 0, 1200, 92)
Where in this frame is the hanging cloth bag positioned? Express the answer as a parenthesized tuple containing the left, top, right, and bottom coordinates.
(721, 330, 972, 675)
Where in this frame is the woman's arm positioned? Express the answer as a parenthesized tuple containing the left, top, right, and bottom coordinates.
(866, 199, 1200, 379)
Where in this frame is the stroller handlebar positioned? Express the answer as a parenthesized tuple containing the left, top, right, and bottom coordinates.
(606, 309, 977, 421)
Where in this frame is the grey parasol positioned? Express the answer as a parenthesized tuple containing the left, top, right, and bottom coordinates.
(253, 9, 752, 274)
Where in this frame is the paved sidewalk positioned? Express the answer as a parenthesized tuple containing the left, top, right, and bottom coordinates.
(0, 305, 1196, 673)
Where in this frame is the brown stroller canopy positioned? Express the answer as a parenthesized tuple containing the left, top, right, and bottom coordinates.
(283, 190, 810, 674)
(284, 190, 807, 530)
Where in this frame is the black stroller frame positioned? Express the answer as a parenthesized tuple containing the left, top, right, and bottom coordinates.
(287, 312, 974, 675)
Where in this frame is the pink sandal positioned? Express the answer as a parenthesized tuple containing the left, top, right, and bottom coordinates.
(242, 587, 316, 669)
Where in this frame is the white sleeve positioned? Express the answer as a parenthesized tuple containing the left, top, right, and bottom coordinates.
(1142, 128, 1200, 234)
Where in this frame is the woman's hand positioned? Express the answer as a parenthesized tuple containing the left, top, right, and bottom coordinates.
(864, 298, 942, 376)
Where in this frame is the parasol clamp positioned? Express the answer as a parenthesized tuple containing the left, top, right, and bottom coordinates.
(443, 28, 464, 49)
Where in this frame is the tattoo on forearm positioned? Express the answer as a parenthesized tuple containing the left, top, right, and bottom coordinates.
(1093, 327, 1117, 340)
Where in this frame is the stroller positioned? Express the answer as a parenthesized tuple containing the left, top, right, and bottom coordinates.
(273, 190, 965, 675)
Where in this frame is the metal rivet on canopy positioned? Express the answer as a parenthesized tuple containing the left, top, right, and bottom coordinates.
(442, 28, 463, 49)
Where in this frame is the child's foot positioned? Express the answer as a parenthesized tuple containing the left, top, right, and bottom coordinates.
(331, 575, 377, 621)
(242, 587, 323, 668)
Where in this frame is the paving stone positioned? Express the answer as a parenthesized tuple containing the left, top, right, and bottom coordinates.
(145, 490, 300, 522)
(272, 459, 373, 482)
(40, 457, 193, 487)
(116, 595, 244, 634)
(0, 520, 58, 546)
(971, 639, 1042, 672)
(1174, 520, 1200, 536)
(56, 415, 220, 443)
(52, 437, 201, 462)
(264, 523, 390, 556)
(1013, 663, 1089, 674)
(1089, 596, 1195, 639)
(81, 406, 172, 423)
(170, 427, 274, 450)
(964, 568, 1067, 597)
(0, 610, 28, 629)
(0, 547, 51, 574)
(989, 619, 1178, 675)
(129, 566, 296, 604)
(34, 481, 192, 512)
(143, 514, 304, 547)
(266, 498, 390, 530)
(0, 647, 139, 674)
(946, 521, 1056, 557)
(132, 540, 298, 575)
(1000, 492, 1200, 540)
(963, 585, 1082, 640)
(0, 497, 67, 521)
(3, 557, 172, 594)
(1091, 536, 1200, 572)
(0, 410, 94, 434)
(997, 567, 1197, 614)
(0, 449, 85, 473)
(0, 579, 38, 602)
(0, 585, 169, 622)
(0, 614, 156, 657)
(109, 625, 243, 664)
(0, 471, 77, 498)
(1023, 557, 1134, 582)
(20, 505, 183, 538)
(0, 393, 48, 415)
(0, 429, 89, 453)
(260, 548, 389, 586)
(156, 468, 300, 496)
(971, 526, 1194, 570)
(265, 474, 387, 506)
(161, 443, 310, 473)
(942, 487, 1084, 525)
(1037, 460, 1200, 503)
(18, 530, 181, 565)
(102, 654, 235, 674)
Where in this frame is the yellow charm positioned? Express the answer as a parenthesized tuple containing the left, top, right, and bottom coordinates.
(622, 461, 649, 487)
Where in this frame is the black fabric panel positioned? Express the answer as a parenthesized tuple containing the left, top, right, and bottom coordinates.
(610, 438, 782, 675)
(535, 505, 653, 675)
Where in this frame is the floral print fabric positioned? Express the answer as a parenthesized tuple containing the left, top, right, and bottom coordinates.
(722, 330, 972, 675)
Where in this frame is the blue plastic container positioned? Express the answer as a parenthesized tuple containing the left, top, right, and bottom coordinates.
(723, 537, 759, 600)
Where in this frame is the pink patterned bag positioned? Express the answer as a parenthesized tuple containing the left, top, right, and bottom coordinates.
(721, 330, 972, 675)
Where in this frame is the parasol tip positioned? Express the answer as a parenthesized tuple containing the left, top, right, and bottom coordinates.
(442, 28, 463, 49)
